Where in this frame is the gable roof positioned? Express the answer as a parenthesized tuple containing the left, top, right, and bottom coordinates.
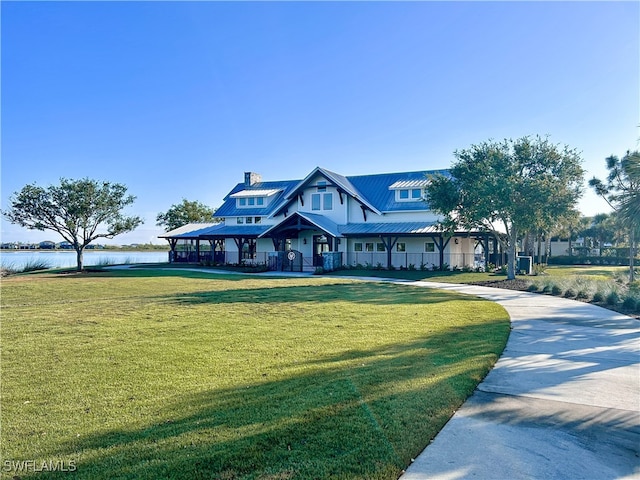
(270, 167, 380, 217)
(214, 167, 450, 219)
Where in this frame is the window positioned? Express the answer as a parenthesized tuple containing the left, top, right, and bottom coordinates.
(311, 193, 321, 211)
(396, 242, 406, 252)
(317, 181, 327, 192)
(254, 217, 262, 224)
(365, 242, 374, 252)
(411, 189, 422, 199)
(236, 217, 244, 224)
(246, 217, 253, 224)
(425, 242, 435, 252)
(323, 193, 333, 210)
(237, 196, 265, 208)
(354, 242, 363, 252)
(399, 189, 409, 199)
(396, 188, 423, 202)
(376, 243, 385, 252)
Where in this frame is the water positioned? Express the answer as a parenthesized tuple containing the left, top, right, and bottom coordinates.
(0, 250, 169, 270)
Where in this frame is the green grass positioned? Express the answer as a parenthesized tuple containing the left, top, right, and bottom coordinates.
(1, 269, 509, 480)
(328, 268, 502, 284)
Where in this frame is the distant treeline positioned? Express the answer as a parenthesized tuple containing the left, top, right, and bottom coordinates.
(1, 242, 169, 251)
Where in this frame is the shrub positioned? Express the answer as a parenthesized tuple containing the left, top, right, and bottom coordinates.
(527, 284, 539, 292)
(576, 290, 590, 300)
(551, 285, 563, 296)
(408, 263, 416, 271)
(533, 263, 547, 276)
(313, 267, 324, 275)
(563, 288, 576, 298)
(592, 291, 604, 303)
(622, 296, 637, 311)
(606, 291, 620, 305)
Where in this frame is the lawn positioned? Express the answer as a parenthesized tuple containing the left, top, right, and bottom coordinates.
(1, 268, 509, 480)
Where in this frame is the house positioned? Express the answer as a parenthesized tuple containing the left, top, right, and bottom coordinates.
(160, 168, 503, 272)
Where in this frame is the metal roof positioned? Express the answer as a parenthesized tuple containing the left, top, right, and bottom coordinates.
(158, 223, 220, 238)
(348, 169, 449, 213)
(389, 179, 431, 189)
(229, 189, 282, 198)
(338, 222, 442, 236)
(214, 180, 299, 217)
(214, 168, 451, 218)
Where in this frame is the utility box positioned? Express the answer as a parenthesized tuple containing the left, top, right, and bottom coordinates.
(516, 256, 533, 275)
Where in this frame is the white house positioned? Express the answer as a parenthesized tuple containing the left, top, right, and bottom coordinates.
(160, 168, 503, 271)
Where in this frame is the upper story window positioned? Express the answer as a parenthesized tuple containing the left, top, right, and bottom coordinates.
(396, 188, 423, 201)
(237, 196, 265, 208)
(311, 193, 333, 211)
(389, 179, 429, 202)
(231, 188, 280, 208)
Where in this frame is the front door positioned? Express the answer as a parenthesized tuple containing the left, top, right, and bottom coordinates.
(313, 235, 330, 267)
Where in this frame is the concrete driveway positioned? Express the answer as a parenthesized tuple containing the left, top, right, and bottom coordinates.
(399, 282, 640, 480)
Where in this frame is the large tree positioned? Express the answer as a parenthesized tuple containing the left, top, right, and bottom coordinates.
(426, 136, 584, 280)
(156, 199, 218, 232)
(3, 178, 143, 271)
(589, 151, 640, 281)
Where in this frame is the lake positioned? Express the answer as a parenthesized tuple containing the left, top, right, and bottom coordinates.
(0, 250, 169, 271)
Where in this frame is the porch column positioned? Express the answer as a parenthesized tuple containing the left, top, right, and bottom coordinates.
(434, 234, 451, 269)
(379, 236, 398, 269)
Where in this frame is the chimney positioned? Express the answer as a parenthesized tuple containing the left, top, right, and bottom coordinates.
(244, 172, 261, 186)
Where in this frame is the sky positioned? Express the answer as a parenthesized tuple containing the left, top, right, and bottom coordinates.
(2, 1, 638, 245)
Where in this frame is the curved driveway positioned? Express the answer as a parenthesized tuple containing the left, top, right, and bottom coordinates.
(397, 281, 640, 480)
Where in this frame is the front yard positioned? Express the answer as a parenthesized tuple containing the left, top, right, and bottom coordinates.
(1, 268, 509, 479)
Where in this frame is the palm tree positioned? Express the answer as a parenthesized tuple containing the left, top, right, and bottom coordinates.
(590, 151, 640, 281)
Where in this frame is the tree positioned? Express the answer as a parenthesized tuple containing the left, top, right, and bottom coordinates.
(425, 136, 584, 280)
(589, 151, 640, 281)
(156, 199, 218, 232)
(3, 178, 143, 271)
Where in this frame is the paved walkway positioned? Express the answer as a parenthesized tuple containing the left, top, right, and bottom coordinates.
(396, 281, 640, 480)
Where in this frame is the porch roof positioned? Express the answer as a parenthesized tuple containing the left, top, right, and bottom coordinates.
(158, 223, 220, 239)
(258, 212, 341, 238)
(338, 222, 441, 236)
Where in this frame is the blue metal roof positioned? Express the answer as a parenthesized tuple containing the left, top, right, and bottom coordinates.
(215, 168, 450, 218)
(347, 169, 449, 212)
(259, 212, 342, 238)
(165, 223, 270, 238)
(214, 179, 299, 217)
(338, 222, 441, 236)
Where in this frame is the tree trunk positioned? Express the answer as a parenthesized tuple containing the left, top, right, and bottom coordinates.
(630, 228, 636, 283)
(507, 228, 518, 280)
(76, 248, 84, 272)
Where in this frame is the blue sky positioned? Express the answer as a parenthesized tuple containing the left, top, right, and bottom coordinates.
(2, 1, 638, 245)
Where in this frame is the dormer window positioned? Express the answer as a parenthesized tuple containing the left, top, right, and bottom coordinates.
(231, 189, 280, 208)
(396, 188, 422, 201)
(389, 179, 429, 202)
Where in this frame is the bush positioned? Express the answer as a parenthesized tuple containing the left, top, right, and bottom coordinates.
(527, 284, 539, 292)
(592, 291, 604, 303)
(551, 285, 563, 296)
(606, 291, 620, 305)
(563, 288, 577, 298)
(576, 290, 590, 300)
(622, 296, 637, 311)
(533, 263, 547, 276)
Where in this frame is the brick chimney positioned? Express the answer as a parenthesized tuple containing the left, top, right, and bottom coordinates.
(244, 172, 262, 186)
